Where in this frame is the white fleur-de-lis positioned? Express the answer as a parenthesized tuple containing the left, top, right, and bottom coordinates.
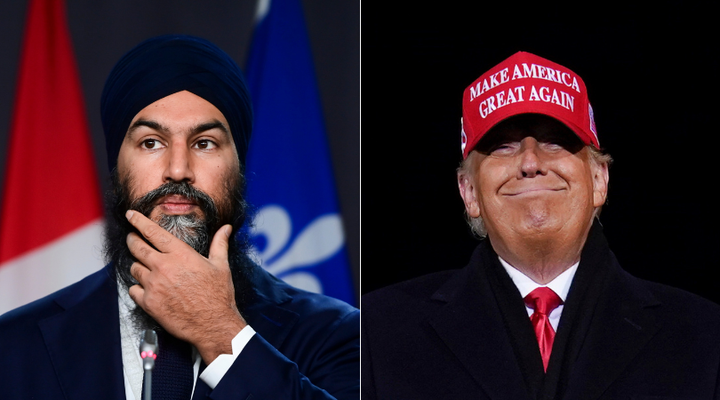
(249, 205, 345, 294)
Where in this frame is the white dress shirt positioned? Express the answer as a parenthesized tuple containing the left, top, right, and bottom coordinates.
(117, 283, 255, 400)
(498, 257, 578, 331)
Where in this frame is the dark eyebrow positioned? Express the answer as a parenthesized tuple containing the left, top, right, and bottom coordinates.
(126, 119, 168, 138)
(125, 119, 230, 139)
(193, 120, 230, 137)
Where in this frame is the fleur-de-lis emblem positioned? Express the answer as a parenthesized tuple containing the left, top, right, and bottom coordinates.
(249, 205, 345, 294)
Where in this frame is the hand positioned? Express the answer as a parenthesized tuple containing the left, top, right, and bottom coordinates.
(125, 210, 247, 363)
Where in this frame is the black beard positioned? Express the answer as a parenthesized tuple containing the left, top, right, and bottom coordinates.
(103, 171, 257, 333)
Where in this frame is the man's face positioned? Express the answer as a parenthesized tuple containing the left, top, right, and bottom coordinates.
(459, 115, 608, 248)
(116, 90, 240, 230)
(106, 90, 256, 329)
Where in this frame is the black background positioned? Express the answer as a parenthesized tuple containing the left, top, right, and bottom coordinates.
(361, 2, 720, 305)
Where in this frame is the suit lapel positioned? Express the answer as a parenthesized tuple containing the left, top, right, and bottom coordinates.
(33, 264, 302, 400)
(38, 266, 126, 400)
(427, 243, 535, 400)
(243, 267, 299, 349)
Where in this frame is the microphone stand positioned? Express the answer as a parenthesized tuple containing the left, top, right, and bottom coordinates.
(144, 369, 152, 400)
(140, 330, 158, 400)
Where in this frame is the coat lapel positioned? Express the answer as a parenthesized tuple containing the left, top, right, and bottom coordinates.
(426, 221, 663, 400)
(554, 222, 662, 400)
(427, 243, 535, 400)
(38, 266, 126, 400)
(561, 257, 661, 400)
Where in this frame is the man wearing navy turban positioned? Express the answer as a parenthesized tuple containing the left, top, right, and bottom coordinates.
(0, 35, 359, 400)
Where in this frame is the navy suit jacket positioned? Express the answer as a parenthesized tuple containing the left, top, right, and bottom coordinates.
(362, 222, 720, 399)
(0, 263, 359, 399)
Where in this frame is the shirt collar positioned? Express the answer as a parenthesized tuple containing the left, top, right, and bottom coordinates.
(499, 257, 578, 302)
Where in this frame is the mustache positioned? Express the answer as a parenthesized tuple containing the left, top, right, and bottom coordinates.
(130, 181, 219, 227)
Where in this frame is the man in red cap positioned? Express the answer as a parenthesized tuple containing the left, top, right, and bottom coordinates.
(361, 51, 720, 399)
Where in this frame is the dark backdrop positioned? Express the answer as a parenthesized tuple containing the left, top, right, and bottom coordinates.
(0, 1, 359, 302)
(361, 2, 720, 305)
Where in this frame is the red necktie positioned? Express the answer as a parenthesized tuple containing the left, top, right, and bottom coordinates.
(524, 287, 563, 372)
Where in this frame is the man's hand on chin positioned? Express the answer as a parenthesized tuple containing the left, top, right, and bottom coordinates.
(125, 210, 247, 364)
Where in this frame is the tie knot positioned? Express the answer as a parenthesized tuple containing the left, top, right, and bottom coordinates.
(524, 287, 563, 315)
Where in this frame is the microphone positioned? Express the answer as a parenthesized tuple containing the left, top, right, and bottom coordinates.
(140, 329, 158, 369)
(140, 329, 158, 400)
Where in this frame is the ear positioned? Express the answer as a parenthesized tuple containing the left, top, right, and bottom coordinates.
(458, 170, 481, 218)
(592, 161, 609, 208)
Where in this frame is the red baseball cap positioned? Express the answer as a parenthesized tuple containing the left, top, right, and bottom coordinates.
(461, 51, 599, 159)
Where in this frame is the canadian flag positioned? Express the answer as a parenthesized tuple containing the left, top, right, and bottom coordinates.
(0, 0, 105, 315)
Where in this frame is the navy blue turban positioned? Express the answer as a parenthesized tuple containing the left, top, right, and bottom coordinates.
(101, 34, 253, 172)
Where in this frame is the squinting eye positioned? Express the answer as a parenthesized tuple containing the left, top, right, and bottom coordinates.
(194, 140, 217, 150)
(490, 142, 520, 155)
(141, 139, 162, 149)
(541, 142, 564, 152)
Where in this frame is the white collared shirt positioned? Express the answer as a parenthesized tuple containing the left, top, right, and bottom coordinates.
(499, 257, 578, 331)
(117, 283, 255, 400)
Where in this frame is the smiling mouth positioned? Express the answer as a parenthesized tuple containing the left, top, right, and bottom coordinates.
(503, 187, 566, 196)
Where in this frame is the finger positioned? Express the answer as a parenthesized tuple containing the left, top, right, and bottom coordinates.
(128, 284, 146, 309)
(129, 261, 151, 284)
(125, 210, 177, 253)
(126, 231, 161, 268)
(208, 224, 232, 265)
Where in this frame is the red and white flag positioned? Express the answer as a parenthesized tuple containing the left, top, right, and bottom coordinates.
(0, 0, 104, 315)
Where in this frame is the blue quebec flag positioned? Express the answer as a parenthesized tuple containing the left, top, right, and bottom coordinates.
(243, 0, 355, 305)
